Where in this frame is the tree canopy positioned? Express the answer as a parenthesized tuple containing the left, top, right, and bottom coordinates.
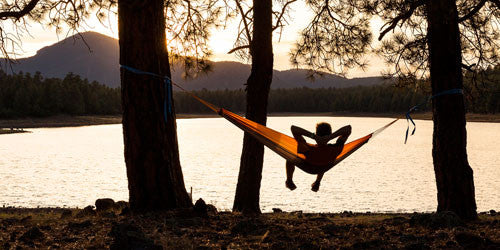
(292, 0, 500, 81)
(0, 0, 116, 60)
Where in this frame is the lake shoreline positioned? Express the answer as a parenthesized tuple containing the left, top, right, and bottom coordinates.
(1, 112, 499, 130)
(0, 128, 30, 135)
(1, 205, 499, 249)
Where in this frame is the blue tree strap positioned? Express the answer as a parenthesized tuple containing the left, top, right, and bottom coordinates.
(167, 78, 170, 123)
(120, 65, 173, 123)
(431, 88, 463, 98)
(167, 78, 173, 114)
(121, 65, 163, 78)
(404, 88, 463, 144)
(405, 105, 419, 144)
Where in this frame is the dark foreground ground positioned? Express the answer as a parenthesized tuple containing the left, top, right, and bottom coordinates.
(1, 200, 499, 249)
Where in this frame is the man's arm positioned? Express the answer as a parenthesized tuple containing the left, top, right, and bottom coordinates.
(316, 125, 352, 145)
(330, 125, 352, 145)
(291, 125, 315, 143)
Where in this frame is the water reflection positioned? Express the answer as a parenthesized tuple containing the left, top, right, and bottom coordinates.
(0, 117, 498, 213)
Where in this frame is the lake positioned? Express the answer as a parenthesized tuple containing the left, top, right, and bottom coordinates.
(0, 117, 499, 213)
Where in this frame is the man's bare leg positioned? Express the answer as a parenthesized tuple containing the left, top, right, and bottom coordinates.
(311, 172, 324, 192)
(285, 161, 297, 190)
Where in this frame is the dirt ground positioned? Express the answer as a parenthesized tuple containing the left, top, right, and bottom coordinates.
(1, 201, 499, 249)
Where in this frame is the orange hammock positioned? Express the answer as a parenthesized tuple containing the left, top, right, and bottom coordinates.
(120, 65, 398, 174)
(219, 108, 398, 174)
(170, 80, 398, 174)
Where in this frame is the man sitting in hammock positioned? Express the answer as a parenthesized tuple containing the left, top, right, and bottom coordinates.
(286, 122, 351, 192)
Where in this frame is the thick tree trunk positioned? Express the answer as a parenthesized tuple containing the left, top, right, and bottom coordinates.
(426, 0, 477, 220)
(232, 0, 273, 214)
(118, 0, 192, 211)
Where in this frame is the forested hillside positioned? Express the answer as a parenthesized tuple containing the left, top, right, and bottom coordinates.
(175, 74, 499, 114)
(463, 66, 500, 113)
(0, 70, 121, 118)
(174, 86, 429, 113)
(0, 67, 498, 118)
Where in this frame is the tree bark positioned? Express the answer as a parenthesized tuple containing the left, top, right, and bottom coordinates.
(426, 0, 477, 220)
(118, 0, 192, 211)
(233, 0, 273, 214)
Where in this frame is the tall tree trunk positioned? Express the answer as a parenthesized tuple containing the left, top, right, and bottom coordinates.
(118, 0, 192, 211)
(233, 0, 273, 214)
(426, 0, 477, 220)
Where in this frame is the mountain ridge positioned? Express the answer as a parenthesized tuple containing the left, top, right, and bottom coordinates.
(4, 32, 386, 89)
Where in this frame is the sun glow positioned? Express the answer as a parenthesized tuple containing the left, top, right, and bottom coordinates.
(11, 3, 389, 77)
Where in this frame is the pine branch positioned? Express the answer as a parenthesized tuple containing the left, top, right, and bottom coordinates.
(272, 0, 296, 31)
(378, 0, 427, 41)
(235, 0, 251, 44)
(0, 0, 41, 20)
(228, 44, 250, 54)
(461, 63, 476, 72)
(459, 0, 487, 23)
(489, 0, 500, 8)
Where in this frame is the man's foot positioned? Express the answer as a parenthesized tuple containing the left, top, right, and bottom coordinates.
(285, 180, 297, 191)
(311, 181, 320, 192)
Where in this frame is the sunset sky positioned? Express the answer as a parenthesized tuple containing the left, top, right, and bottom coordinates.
(15, 2, 388, 78)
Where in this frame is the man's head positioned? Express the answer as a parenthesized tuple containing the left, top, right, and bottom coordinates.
(316, 122, 332, 137)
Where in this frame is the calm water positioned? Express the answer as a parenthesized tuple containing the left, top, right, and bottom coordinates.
(0, 117, 499, 213)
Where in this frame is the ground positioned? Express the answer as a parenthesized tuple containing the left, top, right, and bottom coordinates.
(1, 202, 499, 249)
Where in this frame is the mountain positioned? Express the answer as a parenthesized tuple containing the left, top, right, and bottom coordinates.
(4, 32, 386, 89)
(6, 32, 120, 87)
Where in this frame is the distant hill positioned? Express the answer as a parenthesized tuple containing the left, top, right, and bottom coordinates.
(5, 32, 119, 87)
(4, 32, 386, 89)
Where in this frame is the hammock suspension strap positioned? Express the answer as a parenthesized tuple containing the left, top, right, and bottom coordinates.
(405, 88, 463, 144)
(121, 65, 219, 115)
(121, 65, 177, 123)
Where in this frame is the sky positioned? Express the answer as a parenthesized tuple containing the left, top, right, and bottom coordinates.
(13, 2, 388, 78)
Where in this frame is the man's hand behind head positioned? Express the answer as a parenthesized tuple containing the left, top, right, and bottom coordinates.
(315, 135, 330, 145)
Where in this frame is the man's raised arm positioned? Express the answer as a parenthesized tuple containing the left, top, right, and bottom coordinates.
(327, 125, 352, 144)
(291, 125, 315, 142)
